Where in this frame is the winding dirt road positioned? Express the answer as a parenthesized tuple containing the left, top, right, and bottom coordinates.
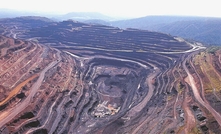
(183, 54, 221, 126)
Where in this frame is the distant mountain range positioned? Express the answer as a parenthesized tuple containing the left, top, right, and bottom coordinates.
(53, 12, 116, 21)
(110, 16, 221, 45)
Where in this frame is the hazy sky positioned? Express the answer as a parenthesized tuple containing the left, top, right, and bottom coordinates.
(0, 0, 220, 18)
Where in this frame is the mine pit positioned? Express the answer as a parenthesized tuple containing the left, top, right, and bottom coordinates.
(0, 19, 220, 133)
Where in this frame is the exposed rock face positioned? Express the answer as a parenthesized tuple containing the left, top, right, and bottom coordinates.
(0, 19, 221, 134)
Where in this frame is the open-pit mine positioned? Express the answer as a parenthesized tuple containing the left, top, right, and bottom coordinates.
(0, 17, 221, 134)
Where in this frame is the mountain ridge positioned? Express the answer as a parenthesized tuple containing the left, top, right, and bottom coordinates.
(110, 16, 221, 45)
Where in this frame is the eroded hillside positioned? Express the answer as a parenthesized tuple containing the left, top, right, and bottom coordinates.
(0, 18, 221, 134)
